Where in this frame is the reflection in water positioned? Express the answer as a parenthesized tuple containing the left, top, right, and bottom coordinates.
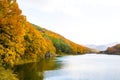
(14, 58, 62, 80)
(14, 54, 120, 80)
(45, 54, 120, 80)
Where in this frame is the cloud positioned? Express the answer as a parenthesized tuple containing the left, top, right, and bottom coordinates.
(17, 0, 120, 45)
(18, 0, 120, 17)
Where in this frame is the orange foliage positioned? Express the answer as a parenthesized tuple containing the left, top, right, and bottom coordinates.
(0, 0, 56, 67)
(34, 27, 90, 54)
(0, 0, 91, 68)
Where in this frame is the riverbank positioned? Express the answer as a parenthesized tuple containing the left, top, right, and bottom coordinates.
(12, 54, 120, 80)
(0, 52, 86, 80)
(0, 55, 57, 80)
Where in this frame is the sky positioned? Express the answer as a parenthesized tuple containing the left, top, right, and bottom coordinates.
(17, 0, 120, 45)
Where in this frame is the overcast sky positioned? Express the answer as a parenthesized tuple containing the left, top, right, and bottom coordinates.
(17, 0, 120, 45)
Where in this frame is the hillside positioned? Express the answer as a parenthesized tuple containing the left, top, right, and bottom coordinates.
(0, 0, 91, 68)
(32, 24, 91, 55)
(86, 42, 119, 51)
(104, 44, 120, 55)
(0, 0, 56, 67)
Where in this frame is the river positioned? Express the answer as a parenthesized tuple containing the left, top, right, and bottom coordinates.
(14, 54, 120, 80)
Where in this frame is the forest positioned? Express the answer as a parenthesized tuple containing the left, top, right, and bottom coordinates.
(0, 0, 92, 79)
(0, 0, 91, 67)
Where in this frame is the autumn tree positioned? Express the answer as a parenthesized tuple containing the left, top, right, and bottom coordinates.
(0, 0, 27, 67)
(33, 24, 90, 55)
(0, 0, 91, 68)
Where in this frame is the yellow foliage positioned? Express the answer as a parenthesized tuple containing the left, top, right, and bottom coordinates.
(40, 28, 90, 54)
(0, 0, 91, 68)
(0, 0, 57, 67)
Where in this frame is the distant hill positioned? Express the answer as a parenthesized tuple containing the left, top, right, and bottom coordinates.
(104, 44, 120, 55)
(86, 42, 119, 51)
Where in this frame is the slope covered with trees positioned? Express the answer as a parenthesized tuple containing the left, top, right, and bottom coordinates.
(0, 0, 92, 79)
(0, 0, 91, 68)
(104, 44, 120, 55)
(33, 24, 91, 55)
(0, 0, 56, 67)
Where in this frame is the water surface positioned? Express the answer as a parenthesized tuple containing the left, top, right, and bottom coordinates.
(14, 54, 120, 80)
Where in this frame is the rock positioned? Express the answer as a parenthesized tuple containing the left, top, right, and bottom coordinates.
(45, 52, 54, 58)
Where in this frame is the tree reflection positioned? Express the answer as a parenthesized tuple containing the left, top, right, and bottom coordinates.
(13, 58, 62, 80)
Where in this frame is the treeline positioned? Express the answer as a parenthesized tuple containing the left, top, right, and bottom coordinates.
(33, 24, 91, 55)
(0, 0, 91, 68)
